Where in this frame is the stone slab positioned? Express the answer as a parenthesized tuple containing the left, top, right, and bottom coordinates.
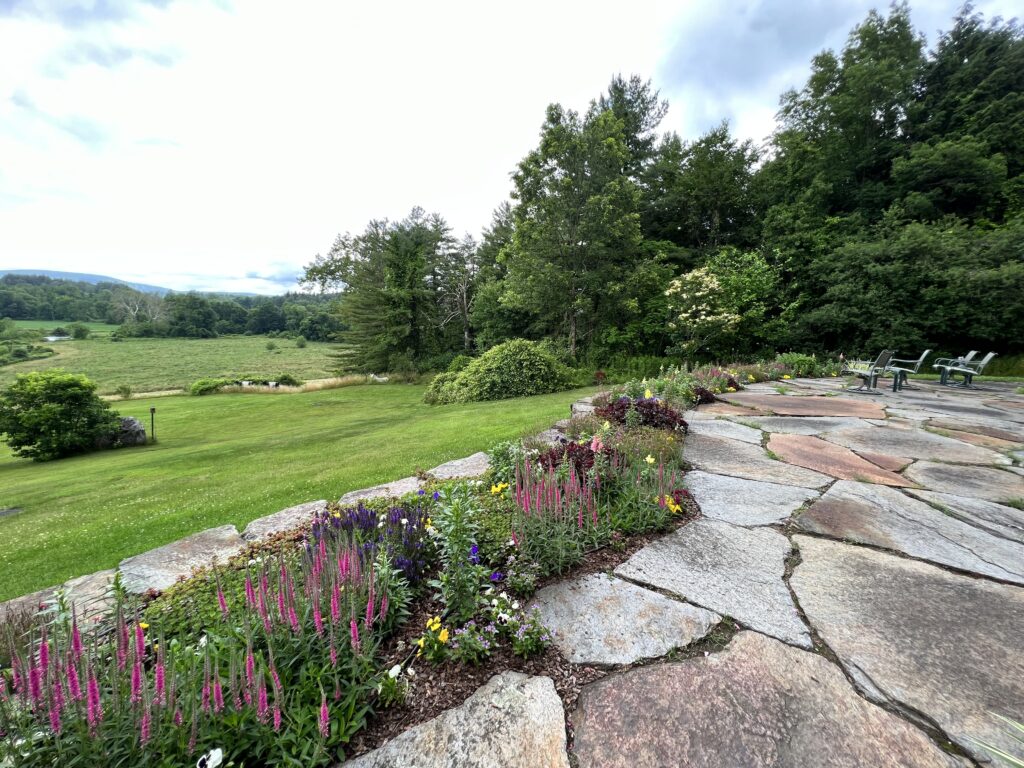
(731, 415, 868, 436)
(768, 434, 912, 487)
(903, 461, 1024, 505)
(686, 418, 762, 444)
(697, 402, 769, 416)
(62, 569, 117, 621)
(930, 419, 1024, 443)
(683, 433, 830, 489)
(717, 393, 885, 418)
(616, 519, 810, 648)
(930, 427, 1022, 451)
(119, 525, 246, 594)
(427, 452, 490, 480)
(685, 471, 819, 526)
(242, 500, 327, 542)
(572, 631, 963, 768)
(339, 476, 420, 506)
(795, 480, 1024, 584)
(855, 451, 912, 472)
(791, 536, 1024, 763)
(906, 488, 1024, 544)
(347, 672, 569, 768)
(824, 425, 1010, 466)
(530, 573, 720, 665)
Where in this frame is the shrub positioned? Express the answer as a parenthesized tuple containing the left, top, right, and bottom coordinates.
(276, 373, 303, 387)
(774, 352, 820, 377)
(115, 383, 133, 400)
(595, 397, 689, 432)
(295, 336, 307, 348)
(446, 354, 473, 373)
(432, 484, 487, 623)
(0, 370, 121, 461)
(190, 377, 236, 396)
(266, 340, 277, 351)
(424, 340, 570, 404)
(68, 322, 91, 340)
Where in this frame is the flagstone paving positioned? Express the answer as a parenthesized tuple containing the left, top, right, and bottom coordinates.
(728, 415, 868, 435)
(615, 519, 812, 648)
(718, 392, 886, 418)
(572, 631, 965, 768)
(904, 460, 1024, 504)
(795, 480, 1024, 583)
(823, 424, 1011, 465)
(530, 573, 720, 666)
(767, 433, 913, 486)
(791, 535, 1024, 764)
(683, 471, 820, 526)
(906, 488, 1024, 544)
(683, 433, 831, 488)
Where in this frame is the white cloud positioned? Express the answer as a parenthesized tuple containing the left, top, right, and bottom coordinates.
(0, 0, 1017, 293)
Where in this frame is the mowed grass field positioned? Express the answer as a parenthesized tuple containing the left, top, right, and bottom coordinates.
(0, 335, 342, 394)
(11, 320, 121, 335)
(0, 384, 594, 601)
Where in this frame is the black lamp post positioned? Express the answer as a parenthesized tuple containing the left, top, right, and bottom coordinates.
(150, 407, 156, 443)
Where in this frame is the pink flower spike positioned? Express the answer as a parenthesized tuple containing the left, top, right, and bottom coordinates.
(29, 666, 42, 705)
(140, 707, 151, 745)
(273, 705, 282, 732)
(71, 620, 83, 660)
(135, 623, 145, 658)
(350, 618, 360, 653)
(214, 678, 224, 713)
(67, 660, 82, 701)
(244, 575, 256, 607)
(155, 662, 165, 705)
(131, 661, 142, 703)
(319, 694, 329, 738)
(39, 639, 49, 673)
(217, 589, 229, 618)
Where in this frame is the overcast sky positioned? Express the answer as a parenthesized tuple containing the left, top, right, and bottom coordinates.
(0, 0, 1017, 294)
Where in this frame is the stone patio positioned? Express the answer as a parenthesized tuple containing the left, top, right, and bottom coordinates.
(5, 378, 1024, 766)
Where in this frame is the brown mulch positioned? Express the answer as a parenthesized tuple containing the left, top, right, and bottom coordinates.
(347, 496, 701, 759)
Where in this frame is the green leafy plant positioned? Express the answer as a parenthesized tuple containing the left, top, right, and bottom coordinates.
(424, 340, 570, 404)
(431, 484, 487, 623)
(0, 370, 121, 461)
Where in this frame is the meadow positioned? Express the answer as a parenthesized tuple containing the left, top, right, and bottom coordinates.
(0, 383, 594, 601)
(0, 334, 342, 394)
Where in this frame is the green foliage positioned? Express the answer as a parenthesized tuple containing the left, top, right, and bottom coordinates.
(190, 377, 237, 396)
(115, 383, 133, 399)
(295, 335, 307, 348)
(424, 340, 570, 404)
(431, 483, 487, 623)
(68, 322, 91, 339)
(0, 369, 120, 461)
(486, 440, 529, 486)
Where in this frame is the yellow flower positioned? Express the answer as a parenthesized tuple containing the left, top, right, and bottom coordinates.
(427, 616, 441, 631)
(438, 628, 449, 644)
(417, 637, 425, 648)
(831, 373, 838, 377)
(139, 622, 149, 630)
(644, 388, 653, 399)
(747, 374, 755, 382)
(490, 482, 509, 495)
(602, 420, 611, 430)
(782, 375, 791, 380)
(645, 454, 655, 465)
(727, 387, 736, 392)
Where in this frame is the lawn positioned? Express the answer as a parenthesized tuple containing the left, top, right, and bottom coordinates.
(11, 320, 120, 335)
(0, 334, 342, 394)
(0, 384, 594, 601)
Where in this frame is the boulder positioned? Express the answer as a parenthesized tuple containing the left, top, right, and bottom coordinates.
(572, 631, 963, 768)
(242, 500, 327, 542)
(339, 476, 420, 506)
(119, 525, 246, 594)
(346, 672, 569, 768)
(427, 452, 490, 480)
(530, 573, 720, 665)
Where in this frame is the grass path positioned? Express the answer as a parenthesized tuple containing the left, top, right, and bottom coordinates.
(0, 384, 593, 601)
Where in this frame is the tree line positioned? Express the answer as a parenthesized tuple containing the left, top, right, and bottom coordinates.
(303, 4, 1023, 370)
(0, 274, 345, 341)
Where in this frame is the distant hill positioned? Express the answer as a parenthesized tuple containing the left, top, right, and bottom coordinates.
(0, 269, 170, 295)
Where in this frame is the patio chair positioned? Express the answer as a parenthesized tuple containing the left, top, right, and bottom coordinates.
(842, 349, 894, 393)
(885, 349, 931, 392)
(935, 351, 997, 388)
(932, 351, 977, 379)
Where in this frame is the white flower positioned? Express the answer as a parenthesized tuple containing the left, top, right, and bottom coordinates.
(400, 518, 408, 526)
(197, 748, 223, 768)
(406, 667, 416, 678)
(388, 664, 401, 679)
(198, 635, 207, 648)
(511, 601, 520, 610)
